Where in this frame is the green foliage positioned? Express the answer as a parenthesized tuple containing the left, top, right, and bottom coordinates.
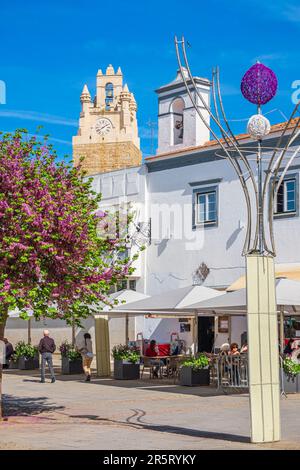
(0, 130, 141, 328)
(112, 344, 140, 364)
(59, 340, 72, 357)
(283, 358, 300, 377)
(67, 348, 82, 361)
(14, 341, 38, 359)
(182, 354, 209, 370)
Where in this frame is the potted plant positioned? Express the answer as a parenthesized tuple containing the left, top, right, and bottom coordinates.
(112, 344, 140, 380)
(14, 341, 39, 370)
(60, 340, 83, 374)
(180, 354, 210, 386)
(9, 353, 19, 369)
(282, 358, 300, 393)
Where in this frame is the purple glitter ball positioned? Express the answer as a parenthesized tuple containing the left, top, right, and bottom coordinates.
(241, 63, 278, 105)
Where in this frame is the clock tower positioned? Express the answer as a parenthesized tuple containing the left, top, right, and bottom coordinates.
(73, 65, 141, 175)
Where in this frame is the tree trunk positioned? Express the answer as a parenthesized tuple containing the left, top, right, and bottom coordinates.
(0, 311, 8, 420)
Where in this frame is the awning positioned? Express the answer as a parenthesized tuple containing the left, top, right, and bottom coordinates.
(110, 285, 223, 317)
(101, 289, 150, 311)
(227, 263, 300, 292)
(187, 278, 300, 314)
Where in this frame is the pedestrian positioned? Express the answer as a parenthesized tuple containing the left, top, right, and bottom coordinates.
(3, 338, 14, 369)
(38, 330, 56, 383)
(77, 333, 94, 382)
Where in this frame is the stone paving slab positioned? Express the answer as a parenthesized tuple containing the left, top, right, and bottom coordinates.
(1, 369, 300, 450)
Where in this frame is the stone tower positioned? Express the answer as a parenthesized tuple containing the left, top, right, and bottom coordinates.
(73, 65, 141, 175)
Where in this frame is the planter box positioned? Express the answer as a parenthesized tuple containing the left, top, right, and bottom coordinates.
(281, 370, 300, 393)
(34, 353, 40, 369)
(114, 359, 140, 380)
(9, 358, 19, 369)
(180, 366, 210, 386)
(18, 356, 38, 370)
(61, 356, 83, 374)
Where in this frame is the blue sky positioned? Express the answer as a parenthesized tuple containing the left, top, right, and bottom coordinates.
(1, 0, 300, 161)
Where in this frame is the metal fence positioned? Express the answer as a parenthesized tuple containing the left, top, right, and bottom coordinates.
(211, 354, 249, 391)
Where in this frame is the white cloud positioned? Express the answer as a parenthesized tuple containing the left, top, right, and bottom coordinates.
(0, 109, 77, 127)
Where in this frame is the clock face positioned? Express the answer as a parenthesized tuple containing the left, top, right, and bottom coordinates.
(95, 118, 113, 136)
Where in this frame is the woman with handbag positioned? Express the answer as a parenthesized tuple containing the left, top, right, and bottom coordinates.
(78, 333, 94, 382)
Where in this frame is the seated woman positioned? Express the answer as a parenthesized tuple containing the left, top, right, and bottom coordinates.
(228, 343, 240, 385)
(145, 340, 164, 378)
(229, 343, 240, 356)
(284, 338, 294, 357)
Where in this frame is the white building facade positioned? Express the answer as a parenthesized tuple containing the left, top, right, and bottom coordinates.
(91, 69, 300, 352)
(6, 68, 300, 353)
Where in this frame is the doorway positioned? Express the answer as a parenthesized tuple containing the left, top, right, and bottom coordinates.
(198, 316, 215, 353)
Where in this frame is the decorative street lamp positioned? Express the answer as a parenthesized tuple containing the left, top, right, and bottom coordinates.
(175, 36, 300, 443)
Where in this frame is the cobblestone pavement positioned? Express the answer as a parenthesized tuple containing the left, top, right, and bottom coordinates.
(1, 367, 300, 450)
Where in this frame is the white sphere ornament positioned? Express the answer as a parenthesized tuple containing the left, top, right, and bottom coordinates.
(247, 114, 271, 140)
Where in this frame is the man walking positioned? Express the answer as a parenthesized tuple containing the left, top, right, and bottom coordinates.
(38, 330, 56, 383)
(3, 338, 14, 369)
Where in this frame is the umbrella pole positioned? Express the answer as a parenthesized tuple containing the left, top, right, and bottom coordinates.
(193, 312, 198, 355)
(125, 314, 129, 344)
(27, 318, 31, 345)
(279, 306, 284, 354)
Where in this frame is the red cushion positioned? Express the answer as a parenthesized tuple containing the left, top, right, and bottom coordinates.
(157, 343, 170, 356)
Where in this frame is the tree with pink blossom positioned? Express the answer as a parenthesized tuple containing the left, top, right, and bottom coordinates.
(0, 130, 138, 417)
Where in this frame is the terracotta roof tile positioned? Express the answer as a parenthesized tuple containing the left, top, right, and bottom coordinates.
(145, 118, 300, 162)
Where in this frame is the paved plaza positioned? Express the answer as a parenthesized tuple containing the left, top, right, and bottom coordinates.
(1, 365, 300, 450)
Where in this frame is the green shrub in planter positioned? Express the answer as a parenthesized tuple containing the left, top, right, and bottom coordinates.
(60, 340, 83, 374)
(112, 344, 140, 379)
(9, 354, 19, 369)
(180, 354, 210, 386)
(282, 358, 300, 393)
(14, 341, 39, 370)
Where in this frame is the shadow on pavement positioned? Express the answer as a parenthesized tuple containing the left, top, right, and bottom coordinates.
(69, 408, 250, 444)
(3, 394, 65, 417)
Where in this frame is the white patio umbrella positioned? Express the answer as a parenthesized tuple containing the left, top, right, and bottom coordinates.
(186, 278, 300, 350)
(112, 285, 223, 316)
(186, 278, 300, 313)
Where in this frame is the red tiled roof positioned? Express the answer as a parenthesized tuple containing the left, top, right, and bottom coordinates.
(145, 118, 300, 162)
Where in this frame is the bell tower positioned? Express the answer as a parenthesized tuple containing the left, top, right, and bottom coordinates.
(156, 68, 211, 154)
(73, 65, 141, 175)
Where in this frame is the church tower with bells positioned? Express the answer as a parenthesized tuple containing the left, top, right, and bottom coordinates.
(73, 65, 141, 175)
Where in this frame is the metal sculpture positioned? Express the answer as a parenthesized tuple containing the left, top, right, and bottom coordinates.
(174, 35, 300, 443)
(175, 36, 300, 257)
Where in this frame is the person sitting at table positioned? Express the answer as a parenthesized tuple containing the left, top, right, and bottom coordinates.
(229, 342, 240, 356)
(219, 343, 230, 356)
(145, 340, 163, 378)
(284, 338, 294, 357)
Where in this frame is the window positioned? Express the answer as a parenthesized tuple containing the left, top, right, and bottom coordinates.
(105, 83, 114, 110)
(197, 191, 216, 224)
(193, 188, 217, 227)
(275, 177, 297, 216)
(109, 279, 137, 294)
